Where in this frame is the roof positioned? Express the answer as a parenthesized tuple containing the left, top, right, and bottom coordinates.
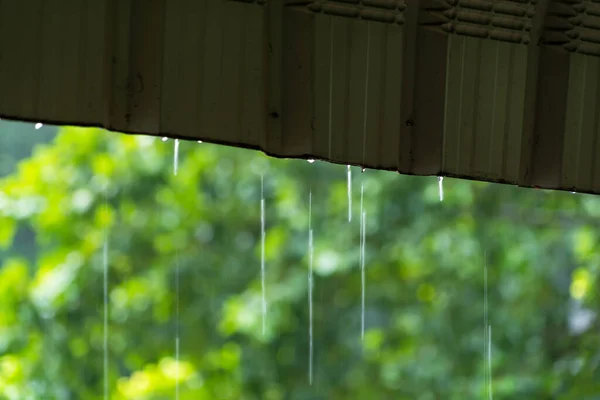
(1, 0, 599, 193)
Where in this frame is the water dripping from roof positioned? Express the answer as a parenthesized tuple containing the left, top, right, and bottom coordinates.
(35, 123, 43, 130)
(173, 139, 180, 176)
(438, 176, 444, 202)
(484, 253, 493, 400)
(175, 252, 181, 400)
(347, 165, 352, 222)
(173, 145, 181, 399)
(308, 190, 314, 385)
(359, 180, 366, 340)
(102, 193, 109, 400)
(488, 325, 492, 400)
(260, 175, 267, 335)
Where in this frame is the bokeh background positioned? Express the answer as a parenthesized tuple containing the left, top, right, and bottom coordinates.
(0, 121, 599, 399)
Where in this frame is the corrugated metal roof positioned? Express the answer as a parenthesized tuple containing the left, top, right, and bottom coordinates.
(1, 0, 600, 193)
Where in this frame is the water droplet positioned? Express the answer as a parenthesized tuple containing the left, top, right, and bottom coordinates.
(361, 167, 366, 173)
(197, 140, 203, 144)
(307, 159, 315, 164)
(161, 137, 168, 142)
(438, 176, 444, 202)
(35, 123, 43, 130)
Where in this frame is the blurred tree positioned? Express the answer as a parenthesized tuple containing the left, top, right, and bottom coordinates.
(0, 126, 599, 399)
(0, 120, 57, 265)
(0, 120, 57, 177)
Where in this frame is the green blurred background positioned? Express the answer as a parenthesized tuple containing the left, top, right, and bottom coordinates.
(0, 120, 599, 399)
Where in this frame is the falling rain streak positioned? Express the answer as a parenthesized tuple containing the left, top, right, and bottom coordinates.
(308, 191, 314, 385)
(102, 197, 109, 400)
(173, 143, 181, 400)
(484, 254, 493, 400)
(173, 139, 180, 176)
(438, 176, 444, 202)
(175, 253, 181, 400)
(488, 325, 492, 400)
(347, 166, 352, 222)
(261, 176, 267, 335)
(359, 181, 366, 340)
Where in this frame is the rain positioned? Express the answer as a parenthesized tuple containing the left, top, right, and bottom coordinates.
(484, 253, 492, 399)
(175, 253, 181, 400)
(102, 205, 109, 400)
(261, 175, 266, 335)
(173, 141, 181, 399)
(173, 139, 180, 176)
(360, 180, 366, 340)
(488, 325, 493, 400)
(347, 165, 352, 222)
(438, 176, 444, 202)
(308, 191, 314, 385)
(4, 121, 595, 398)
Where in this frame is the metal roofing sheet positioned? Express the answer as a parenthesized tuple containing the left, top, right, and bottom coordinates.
(1, 0, 600, 193)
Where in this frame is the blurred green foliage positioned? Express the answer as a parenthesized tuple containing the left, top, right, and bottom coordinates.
(0, 120, 56, 176)
(0, 125, 600, 399)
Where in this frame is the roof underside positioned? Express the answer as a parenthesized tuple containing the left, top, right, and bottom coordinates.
(1, 0, 600, 193)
